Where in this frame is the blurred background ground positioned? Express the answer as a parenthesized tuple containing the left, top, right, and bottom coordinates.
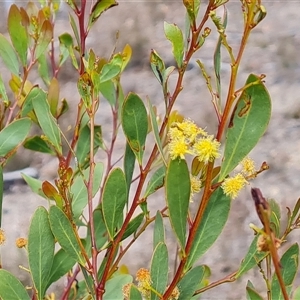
(1, 1, 300, 299)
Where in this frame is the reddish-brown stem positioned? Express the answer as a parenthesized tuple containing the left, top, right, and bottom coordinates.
(194, 271, 237, 294)
(61, 266, 81, 300)
(66, 0, 88, 166)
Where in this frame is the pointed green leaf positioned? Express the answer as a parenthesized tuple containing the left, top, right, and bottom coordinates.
(100, 54, 122, 82)
(0, 34, 20, 75)
(102, 168, 127, 240)
(46, 249, 76, 289)
(178, 265, 205, 300)
(186, 187, 230, 269)
(153, 211, 165, 250)
(99, 80, 116, 106)
(150, 243, 168, 300)
(35, 20, 53, 60)
(144, 166, 166, 198)
(236, 235, 268, 279)
(0, 118, 31, 156)
(150, 49, 165, 85)
(164, 22, 184, 68)
(148, 102, 167, 165)
(269, 199, 281, 237)
(129, 285, 143, 300)
(22, 173, 46, 198)
(122, 93, 148, 165)
(214, 7, 227, 102)
(0, 270, 30, 300)
(271, 243, 299, 300)
(22, 86, 45, 117)
(8, 5, 28, 66)
(28, 207, 55, 299)
(38, 53, 50, 85)
(124, 142, 136, 193)
(166, 158, 190, 250)
(246, 282, 264, 300)
(76, 124, 103, 168)
(88, 0, 118, 29)
(121, 213, 144, 242)
(49, 205, 85, 265)
(48, 77, 59, 117)
(71, 162, 104, 218)
(219, 74, 271, 180)
(24, 136, 56, 155)
(32, 90, 62, 154)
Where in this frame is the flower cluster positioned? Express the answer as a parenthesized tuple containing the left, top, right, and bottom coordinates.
(221, 157, 257, 199)
(135, 268, 152, 298)
(168, 119, 220, 163)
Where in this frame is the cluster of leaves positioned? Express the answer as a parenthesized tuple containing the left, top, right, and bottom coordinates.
(0, 0, 299, 299)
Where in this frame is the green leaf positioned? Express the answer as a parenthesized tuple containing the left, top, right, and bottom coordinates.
(219, 74, 271, 181)
(246, 281, 264, 300)
(22, 173, 46, 198)
(121, 213, 144, 242)
(103, 274, 132, 300)
(76, 124, 103, 168)
(0, 74, 9, 105)
(144, 166, 166, 198)
(124, 142, 136, 193)
(99, 80, 116, 106)
(183, 0, 200, 23)
(269, 198, 281, 237)
(122, 93, 148, 165)
(24, 136, 56, 155)
(49, 205, 85, 265)
(35, 20, 53, 60)
(0, 34, 20, 75)
(28, 207, 55, 299)
(186, 187, 230, 269)
(102, 168, 127, 240)
(48, 77, 59, 117)
(38, 54, 50, 85)
(271, 243, 299, 300)
(214, 7, 227, 102)
(46, 249, 76, 289)
(71, 162, 104, 218)
(129, 285, 143, 300)
(153, 211, 165, 250)
(22, 86, 45, 117)
(85, 207, 108, 252)
(150, 243, 168, 300)
(0, 269, 30, 300)
(150, 49, 165, 85)
(32, 90, 62, 154)
(178, 265, 205, 300)
(0, 118, 31, 156)
(8, 5, 28, 67)
(164, 22, 184, 68)
(166, 158, 190, 250)
(100, 54, 122, 82)
(235, 235, 268, 279)
(88, 0, 118, 29)
(148, 102, 167, 165)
